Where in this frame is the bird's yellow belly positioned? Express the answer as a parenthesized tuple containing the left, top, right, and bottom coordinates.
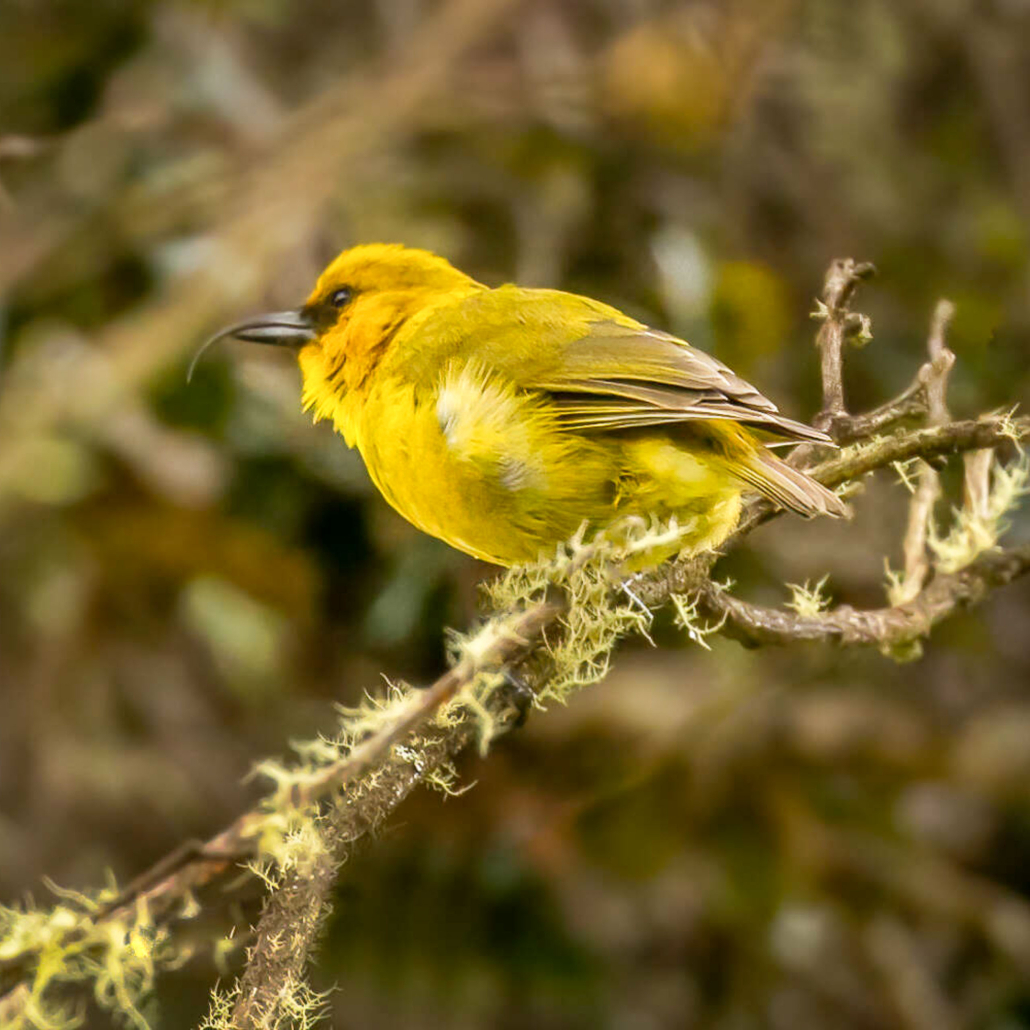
(351, 378, 744, 567)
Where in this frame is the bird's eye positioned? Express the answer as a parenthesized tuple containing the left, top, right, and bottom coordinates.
(328, 287, 353, 308)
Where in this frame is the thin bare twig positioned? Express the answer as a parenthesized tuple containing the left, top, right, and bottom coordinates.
(828, 380, 930, 445)
(892, 300, 955, 604)
(785, 258, 876, 472)
(963, 447, 995, 521)
(812, 258, 877, 434)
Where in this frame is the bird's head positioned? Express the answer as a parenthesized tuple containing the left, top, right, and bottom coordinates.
(194, 243, 479, 429)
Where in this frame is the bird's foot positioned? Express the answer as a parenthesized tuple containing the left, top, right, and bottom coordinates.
(502, 669, 537, 728)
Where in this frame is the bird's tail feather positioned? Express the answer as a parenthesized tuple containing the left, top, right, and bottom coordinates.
(734, 449, 848, 518)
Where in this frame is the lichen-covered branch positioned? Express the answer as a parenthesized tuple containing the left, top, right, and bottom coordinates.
(0, 595, 563, 1027)
(698, 543, 1030, 657)
(813, 416, 1028, 488)
(226, 596, 562, 1028)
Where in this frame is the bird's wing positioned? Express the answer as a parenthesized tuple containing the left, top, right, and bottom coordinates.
(525, 319, 830, 443)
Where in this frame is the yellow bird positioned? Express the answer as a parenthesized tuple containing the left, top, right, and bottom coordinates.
(203, 244, 845, 566)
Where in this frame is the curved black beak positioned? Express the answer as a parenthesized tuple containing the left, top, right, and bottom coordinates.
(187, 309, 315, 382)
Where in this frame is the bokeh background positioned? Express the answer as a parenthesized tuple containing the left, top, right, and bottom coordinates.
(3, 1, 1030, 1027)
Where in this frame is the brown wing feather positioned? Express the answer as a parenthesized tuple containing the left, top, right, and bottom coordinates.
(530, 321, 831, 444)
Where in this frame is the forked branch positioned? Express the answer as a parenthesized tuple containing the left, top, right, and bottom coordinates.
(699, 543, 1030, 655)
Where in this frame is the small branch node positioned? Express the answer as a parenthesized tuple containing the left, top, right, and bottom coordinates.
(812, 258, 877, 434)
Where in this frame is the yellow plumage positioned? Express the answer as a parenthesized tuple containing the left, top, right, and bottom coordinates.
(217, 243, 845, 566)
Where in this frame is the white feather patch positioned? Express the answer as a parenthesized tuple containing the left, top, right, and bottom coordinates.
(436, 362, 546, 492)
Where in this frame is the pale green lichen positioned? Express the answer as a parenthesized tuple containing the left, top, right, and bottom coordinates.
(480, 518, 672, 705)
(198, 977, 332, 1030)
(197, 983, 236, 1030)
(268, 975, 332, 1030)
(245, 760, 327, 893)
(809, 300, 830, 323)
(0, 885, 175, 1030)
(250, 816, 330, 893)
(891, 458, 921, 494)
(929, 452, 1029, 573)
(443, 670, 509, 756)
(333, 680, 414, 743)
(424, 759, 472, 796)
(786, 575, 833, 618)
(995, 406, 1024, 445)
(879, 636, 924, 664)
(883, 558, 910, 609)
(884, 448, 1027, 612)
(669, 589, 727, 650)
(212, 929, 243, 975)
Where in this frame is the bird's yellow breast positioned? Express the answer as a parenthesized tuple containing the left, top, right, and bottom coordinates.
(347, 362, 608, 564)
(339, 357, 742, 566)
